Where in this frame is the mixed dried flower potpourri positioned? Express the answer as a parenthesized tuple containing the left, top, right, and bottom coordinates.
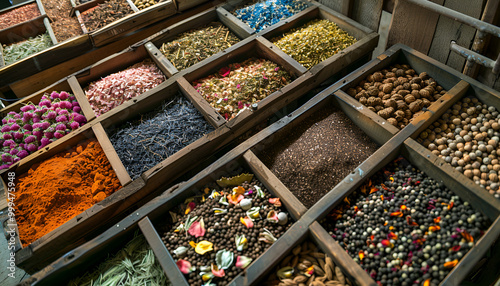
(192, 58, 292, 120)
(161, 173, 293, 285)
(160, 22, 240, 71)
(272, 19, 357, 69)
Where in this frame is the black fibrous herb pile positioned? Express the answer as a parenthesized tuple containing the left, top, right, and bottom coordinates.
(108, 93, 214, 179)
(321, 157, 491, 286)
(259, 106, 379, 209)
(159, 174, 293, 286)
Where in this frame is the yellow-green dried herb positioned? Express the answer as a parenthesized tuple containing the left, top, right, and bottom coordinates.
(160, 22, 240, 71)
(272, 19, 357, 69)
(67, 233, 170, 286)
(2, 33, 53, 65)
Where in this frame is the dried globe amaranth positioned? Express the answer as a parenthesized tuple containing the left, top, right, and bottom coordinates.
(346, 64, 447, 129)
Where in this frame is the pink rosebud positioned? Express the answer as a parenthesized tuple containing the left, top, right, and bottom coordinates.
(176, 260, 193, 274)
(237, 84, 241, 89)
(219, 67, 231, 77)
(70, 122, 80, 130)
(59, 91, 69, 100)
(274, 67, 279, 71)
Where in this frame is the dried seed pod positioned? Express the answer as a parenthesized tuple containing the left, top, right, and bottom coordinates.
(387, 117, 398, 126)
(299, 250, 311, 256)
(325, 263, 333, 280)
(346, 88, 356, 97)
(359, 97, 367, 105)
(404, 94, 416, 104)
(293, 275, 308, 283)
(324, 282, 342, 286)
(307, 274, 316, 286)
(292, 245, 302, 256)
(310, 281, 325, 286)
(318, 258, 326, 271)
(372, 72, 383, 82)
(281, 279, 295, 286)
(391, 94, 403, 101)
(398, 89, 410, 96)
(409, 99, 423, 113)
(281, 255, 293, 267)
(315, 275, 327, 283)
(325, 256, 335, 270)
(301, 241, 309, 252)
(302, 260, 313, 267)
(422, 98, 431, 107)
(377, 107, 394, 119)
(297, 263, 309, 271)
(313, 265, 325, 276)
(335, 267, 346, 285)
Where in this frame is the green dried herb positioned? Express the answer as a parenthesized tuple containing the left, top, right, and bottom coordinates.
(272, 19, 357, 69)
(67, 233, 170, 286)
(2, 33, 52, 65)
(160, 22, 240, 71)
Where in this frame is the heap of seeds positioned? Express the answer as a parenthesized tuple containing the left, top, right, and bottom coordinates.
(417, 96, 500, 199)
(108, 93, 214, 179)
(273, 19, 357, 69)
(346, 65, 447, 129)
(42, 0, 83, 41)
(2, 33, 53, 65)
(259, 106, 379, 208)
(192, 58, 292, 120)
(264, 240, 352, 286)
(232, 0, 308, 32)
(81, 0, 133, 32)
(160, 174, 293, 286)
(0, 3, 40, 30)
(321, 157, 490, 286)
(68, 233, 171, 286)
(159, 22, 240, 71)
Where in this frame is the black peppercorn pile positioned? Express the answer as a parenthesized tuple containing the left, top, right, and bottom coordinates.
(160, 176, 293, 286)
(321, 158, 490, 286)
(108, 93, 214, 179)
(259, 106, 379, 208)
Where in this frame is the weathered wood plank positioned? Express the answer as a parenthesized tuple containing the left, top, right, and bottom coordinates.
(243, 150, 307, 220)
(351, 0, 383, 32)
(387, 0, 444, 54)
(427, 0, 485, 71)
(67, 75, 95, 122)
(216, 6, 254, 38)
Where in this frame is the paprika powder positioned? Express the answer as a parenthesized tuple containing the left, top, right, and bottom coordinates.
(14, 139, 122, 246)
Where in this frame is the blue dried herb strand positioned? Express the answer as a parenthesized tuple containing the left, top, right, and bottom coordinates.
(233, 0, 309, 32)
(108, 93, 214, 180)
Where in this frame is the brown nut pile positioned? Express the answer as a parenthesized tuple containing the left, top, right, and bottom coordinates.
(417, 97, 500, 199)
(346, 64, 447, 129)
(265, 241, 352, 286)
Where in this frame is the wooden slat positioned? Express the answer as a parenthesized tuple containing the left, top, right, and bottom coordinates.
(427, 0, 485, 71)
(177, 76, 226, 128)
(138, 217, 188, 285)
(243, 150, 307, 220)
(216, 6, 254, 38)
(256, 36, 307, 77)
(43, 17, 58, 45)
(387, 0, 444, 54)
(67, 75, 95, 122)
(351, 0, 383, 32)
(92, 123, 131, 187)
(0, 15, 46, 45)
(310, 222, 378, 286)
(174, 0, 209, 12)
(144, 41, 178, 77)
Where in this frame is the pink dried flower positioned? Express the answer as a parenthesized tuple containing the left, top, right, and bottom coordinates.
(52, 102, 60, 109)
(237, 84, 241, 89)
(33, 129, 43, 138)
(3, 140, 14, 146)
(40, 122, 50, 130)
(39, 100, 51, 107)
(59, 91, 69, 100)
(2, 133, 12, 140)
(73, 106, 81, 113)
(13, 132, 23, 140)
(25, 135, 36, 143)
(1, 119, 6, 124)
(219, 67, 231, 77)
(17, 150, 28, 159)
(50, 91, 59, 99)
(32, 117, 41, 123)
(1, 125, 9, 133)
(9, 148, 18, 155)
(26, 143, 37, 152)
(40, 137, 50, 146)
(54, 131, 65, 139)
(73, 114, 86, 124)
(2, 154, 12, 162)
(46, 111, 57, 120)
(70, 122, 80, 130)
(10, 124, 20, 131)
(7, 118, 16, 124)
(44, 132, 54, 139)
(13, 114, 21, 119)
(58, 109, 69, 116)
(274, 67, 279, 71)
(72, 101, 79, 107)
(69, 95, 76, 101)
(56, 115, 68, 123)
(56, 124, 66, 131)
(20, 105, 34, 112)
(61, 101, 73, 109)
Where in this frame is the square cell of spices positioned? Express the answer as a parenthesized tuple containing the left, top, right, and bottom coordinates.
(192, 58, 292, 121)
(2, 33, 53, 65)
(0, 3, 40, 30)
(80, 0, 134, 32)
(84, 59, 166, 117)
(232, 0, 309, 32)
(15, 139, 122, 246)
(272, 19, 357, 69)
(159, 22, 240, 71)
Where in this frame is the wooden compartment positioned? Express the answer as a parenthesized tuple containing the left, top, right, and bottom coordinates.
(73, 44, 169, 120)
(24, 148, 310, 285)
(260, 1, 379, 85)
(74, 0, 176, 47)
(145, 7, 253, 77)
(0, 76, 93, 175)
(173, 0, 209, 12)
(2, 121, 144, 273)
(0, 0, 47, 37)
(302, 137, 500, 286)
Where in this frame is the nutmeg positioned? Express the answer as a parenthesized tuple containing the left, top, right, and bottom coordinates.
(375, 105, 384, 111)
(384, 99, 397, 109)
(367, 97, 378, 106)
(405, 69, 416, 76)
(419, 88, 431, 99)
(385, 72, 396, 78)
(395, 69, 405, 77)
(387, 117, 398, 126)
(378, 107, 394, 119)
(411, 83, 420, 90)
(394, 110, 405, 121)
(397, 100, 408, 110)
(422, 98, 431, 107)
(368, 106, 376, 112)
(355, 90, 367, 100)
(409, 99, 423, 113)
(381, 83, 393, 94)
(347, 88, 357, 97)
(405, 94, 416, 104)
(382, 94, 392, 101)
(391, 94, 403, 101)
(398, 89, 410, 96)
(372, 72, 383, 82)
(359, 97, 367, 105)
(404, 109, 412, 119)
(367, 87, 379, 97)
(419, 72, 429, 80)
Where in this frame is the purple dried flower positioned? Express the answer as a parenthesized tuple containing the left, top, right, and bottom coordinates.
(46, 111, 57, 120)
(70, 121, 80, 130)
(24, 135, 36, 144)
(69, 95, 76, 101)
(62, 101, 73, 109)
(73, 114, 86, 124)
(40, 137, 50, 146)
(52, 102, 60, 109)
(59, 91, 69, 100)
(33, 129, 43, 138)
(26, 143, 37, 152)
(7, 111, 16, 116)
(58, 109, 69, 116)
(56, 115, 68, 123)
(1, 126, 9, 133)
(73, 106, 81, 113)
(3, 140, 14, 147)
(40, 122, 50, 130)
(7, 118, 16, 124)
(50, 91, 59, 99)
(20, 105, 33, 112)
(13, 114, 21, 119)
(13, 132, 23, 140)
(54, 131, 65, 139)
(17, 150, 28, 159)
(39, 100, 51, 108)
(1, 154, 12, 162)
(1, 119, 6, 125)
(44, 132, 54, 139)
(56, 124, 66, 131)
(23, 124, 33, 131)
(9, 148, 18, 155)
(72, 101, 79, 107)
(2, 133, 12, 140)
(10, 123, 20, 131)
(32, 117, 41, 123)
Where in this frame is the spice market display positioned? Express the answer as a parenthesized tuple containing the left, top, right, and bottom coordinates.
(0, 1, 499, 286)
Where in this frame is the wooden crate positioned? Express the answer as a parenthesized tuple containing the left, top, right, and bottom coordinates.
(73, 44, 169, 120)
(0, 0, 47, 40)
(260, 1, 379, 85)
(145, 7, 254, 77)
(1, 121, 145, 273)
(0, 76, 94, 175)
(173, 0, 209, 11)
(74, 0, 176, 47)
